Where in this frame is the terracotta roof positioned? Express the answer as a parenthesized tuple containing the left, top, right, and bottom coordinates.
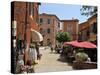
(39, 13, 60, 21)
(61, 19, 79, 22)
(79, 21, 87, 25)
(88, 14, 97, 21)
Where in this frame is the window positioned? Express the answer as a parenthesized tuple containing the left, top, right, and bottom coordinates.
(58, 22, 60, 28)
(40, 18, 43, 24)
(40, 28, 45, 35)
(47, 19, 51, 24)
(47, 28, 50, 33)
(67, 25, 72, 34)
(29, 3, 34, 17)
(93, 22, 97, 34)
(90, 24, 93, 33)
(36, 8, 38, 23)
(86, 30, 90, 36)
(90, 22, 97, 34)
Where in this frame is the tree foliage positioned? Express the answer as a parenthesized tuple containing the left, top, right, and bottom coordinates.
(80, 6, 97, 16)
(56, 32, 72, 43)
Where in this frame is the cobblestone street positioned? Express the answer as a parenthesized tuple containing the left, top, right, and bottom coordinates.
(34, 47, 73, 73)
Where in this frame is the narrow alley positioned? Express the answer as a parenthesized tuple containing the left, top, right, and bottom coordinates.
(34, 47, 73, 73)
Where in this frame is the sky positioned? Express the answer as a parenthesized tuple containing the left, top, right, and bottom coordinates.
(39, 3, 90, 23)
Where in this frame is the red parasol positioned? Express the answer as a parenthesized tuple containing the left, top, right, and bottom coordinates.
(80, 41, 97, 48)
(63, 40, 82, 47)
(63, 41, 97, 48)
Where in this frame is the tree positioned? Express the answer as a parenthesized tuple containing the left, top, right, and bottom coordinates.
(80, 6, 97, 16)
(56, 32, 72, 43)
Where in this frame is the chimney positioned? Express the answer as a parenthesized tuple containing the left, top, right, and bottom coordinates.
(72, 17, 74, 20)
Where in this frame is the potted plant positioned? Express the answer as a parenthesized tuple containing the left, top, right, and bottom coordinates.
(75, 52, 88, 62)
(73, 51, 89, 69)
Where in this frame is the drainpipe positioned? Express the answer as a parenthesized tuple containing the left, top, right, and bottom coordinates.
(24, 2, 28, 65)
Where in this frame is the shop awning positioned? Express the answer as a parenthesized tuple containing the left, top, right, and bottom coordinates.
(63, 40, 82, 47)
(63, 40, 97, 49)
(80, 41, 97, 49)
(31, 29, 43, 42)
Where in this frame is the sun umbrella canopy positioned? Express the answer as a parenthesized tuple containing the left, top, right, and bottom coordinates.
(80, 41, 97, 48)
(63, 41, 97, 49)
(31, 29, 43, 42)
(63, 40, 77, 45)
(64, 40, 82, 47)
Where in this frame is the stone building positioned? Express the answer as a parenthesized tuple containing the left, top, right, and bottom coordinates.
(12, 1, 40, 43)
(39, 13, 61, 48)
(61, 19, 79, 40)
(79, 15, 97, 44)
(11, 1, 42, 69)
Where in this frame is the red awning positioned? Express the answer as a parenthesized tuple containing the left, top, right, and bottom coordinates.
(63, 40, 82, 47)
(80, 41, 97, 48)
(63, 41, 97, 49)
(63, 40, 77, 45)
